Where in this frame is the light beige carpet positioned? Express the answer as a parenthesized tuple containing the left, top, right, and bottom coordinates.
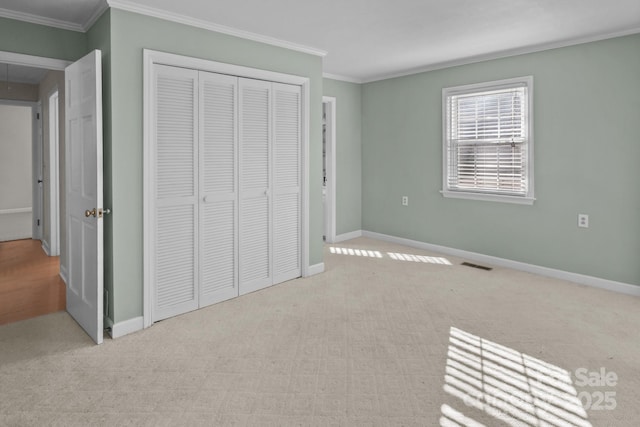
(1, 237, 638, 426)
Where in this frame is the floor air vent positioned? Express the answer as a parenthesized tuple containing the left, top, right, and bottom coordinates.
(461, 261, 493, 271)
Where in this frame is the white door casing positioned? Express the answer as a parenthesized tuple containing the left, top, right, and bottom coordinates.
(65, 49, 103, 344)
(48, 90, 60, 256)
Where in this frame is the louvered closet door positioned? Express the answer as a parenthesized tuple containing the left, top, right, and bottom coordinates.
(272, 83, 302, 283)
(238, 78, 272, 295)
(153, 65, 199, 321)
(199, 72, 239, 306)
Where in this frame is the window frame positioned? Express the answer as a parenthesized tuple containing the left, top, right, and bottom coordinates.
(441, 76, 535, 205)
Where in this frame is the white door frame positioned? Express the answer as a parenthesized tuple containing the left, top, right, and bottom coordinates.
(33, 102, 43, 241)
(142, 49, 311, 329)
(0, 51, 69, 71)
(48, 89, 60, 255)
(322, 97, 336, 243)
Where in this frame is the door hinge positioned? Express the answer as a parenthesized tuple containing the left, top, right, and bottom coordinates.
(37, 113, 40, 120)
(37, 219, 40, 226)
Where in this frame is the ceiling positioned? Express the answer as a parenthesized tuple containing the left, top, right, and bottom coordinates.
(1, 0, 639, 82)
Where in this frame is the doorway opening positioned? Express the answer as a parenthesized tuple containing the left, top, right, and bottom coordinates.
(47, 89, 60, 256)
(0, 101, 35, 242)
(322, 97, 336, 243)
(0, 53, 68, 325)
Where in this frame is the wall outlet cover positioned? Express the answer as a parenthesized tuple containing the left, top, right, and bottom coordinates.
(578, 214, 589, 228)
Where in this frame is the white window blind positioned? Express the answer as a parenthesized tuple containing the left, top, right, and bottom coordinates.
(443, 77, 534, 204)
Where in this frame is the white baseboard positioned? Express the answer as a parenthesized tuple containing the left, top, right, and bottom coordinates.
(41, 240, 51, 256)
(333, 230, 363, 243)
(362, 230, 640, 297)
(108, 316, 144, 339)
(307, 262, 325, 276)
(59, 264, 68, 285)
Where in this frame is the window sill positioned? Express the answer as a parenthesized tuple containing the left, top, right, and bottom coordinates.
(441, 190, 535, 205)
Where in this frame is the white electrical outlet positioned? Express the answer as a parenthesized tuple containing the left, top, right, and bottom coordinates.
(578, 214, 589, 228)
(402, 196, 408, 206)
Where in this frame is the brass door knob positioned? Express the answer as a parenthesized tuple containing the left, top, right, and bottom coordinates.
(85, 208, 97, 218)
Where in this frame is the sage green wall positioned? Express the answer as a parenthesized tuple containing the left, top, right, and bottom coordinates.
(0, 17, 86, 61)
(87, 10, 113, 321)
(323, 78, 362, 235)
(108, 9, 324, 323)
(362, 34, 640, 286)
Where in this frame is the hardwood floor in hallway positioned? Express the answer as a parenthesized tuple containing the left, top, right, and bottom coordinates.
(0, 239, 65, 325)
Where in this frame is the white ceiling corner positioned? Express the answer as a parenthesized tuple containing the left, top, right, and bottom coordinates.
(83, 0, 110, 32)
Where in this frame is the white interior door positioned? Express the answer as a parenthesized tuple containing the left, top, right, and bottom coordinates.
(33, 104, 43, 241)
(65, 50, 103, 344)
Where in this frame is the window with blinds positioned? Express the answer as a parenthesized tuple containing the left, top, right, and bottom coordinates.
(442, 76, 534, 204)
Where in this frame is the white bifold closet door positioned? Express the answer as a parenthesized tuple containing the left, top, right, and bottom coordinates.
(199, 72, 239, 306)
(237, 79, 302, 295)
(153, 65, 199, 322)
(272, 83, 302, 284)
(152, 65, 301, 323)
(238, 79, 272, 294)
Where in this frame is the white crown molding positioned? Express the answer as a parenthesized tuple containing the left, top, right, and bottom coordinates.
(107, 0, 327, 57)
(0, 0, 326, 57)
(2, 1, 637, 88)
(323, 73, 363, 84)
(361, 26, 640, 83)
(0, 6, 84, 32)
